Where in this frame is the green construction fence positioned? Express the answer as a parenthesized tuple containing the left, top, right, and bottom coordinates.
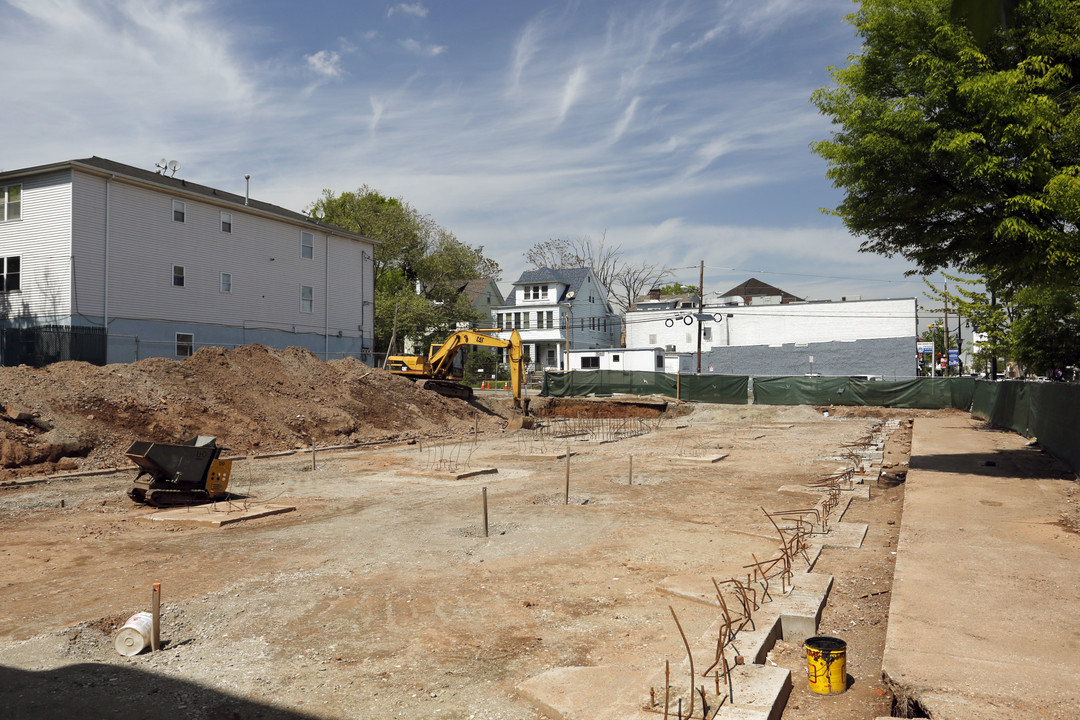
(540, 370, 750, 404)
(971, 380, 1080, 474)
(752, 376, 976, 410)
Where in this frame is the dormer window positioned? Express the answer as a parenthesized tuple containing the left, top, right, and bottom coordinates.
(524, 284, 548, 300)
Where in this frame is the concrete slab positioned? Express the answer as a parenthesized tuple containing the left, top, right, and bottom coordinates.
(666, 453, 729, 463)
(789, 572, 833, 596)
(819, 522, 867, 549)
(395, 467, 498, 480)
(146, 504, 295, 526)
(722, 664, 792, 720)
(883, 416, 1080, 720)
(777, 589, 827, 643)
(517, 666, 624, 720)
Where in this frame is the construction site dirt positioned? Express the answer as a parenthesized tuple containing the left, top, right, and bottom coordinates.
(1, 348, 1074, 719)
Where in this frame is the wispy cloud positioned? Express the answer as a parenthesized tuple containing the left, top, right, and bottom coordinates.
(387, 3, 428, 19)
(0, 0, 906, 302)
(400, 37, 446, 57)
(508, 16, 543, 93)
(305, 50, 342, 78)
(556, 65, 587, 125)
(609, 97, 640, 144)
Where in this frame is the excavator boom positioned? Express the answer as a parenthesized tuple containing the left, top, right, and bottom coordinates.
(386, 328, 525, 405)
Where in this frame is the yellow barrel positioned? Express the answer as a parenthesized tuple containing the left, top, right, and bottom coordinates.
(805, 636, 847, 694)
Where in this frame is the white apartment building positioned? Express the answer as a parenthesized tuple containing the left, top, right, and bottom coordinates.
(0, 157, 375, 364)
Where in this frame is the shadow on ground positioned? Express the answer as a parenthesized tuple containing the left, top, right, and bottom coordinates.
(0, 663, 320, 720)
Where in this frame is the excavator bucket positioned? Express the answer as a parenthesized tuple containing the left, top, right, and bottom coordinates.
(505, 415, 535, 432)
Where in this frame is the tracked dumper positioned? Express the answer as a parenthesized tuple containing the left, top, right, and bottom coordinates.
(126, 436, 233, 507)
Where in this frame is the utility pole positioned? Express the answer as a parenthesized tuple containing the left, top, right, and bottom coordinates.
(990, 291, 999, 380)
(943, 280, 950, 376)
(382, 303, 400, 369)
(696, 260, 704, 375)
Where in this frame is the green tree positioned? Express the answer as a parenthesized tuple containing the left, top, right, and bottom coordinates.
(1009, 286, 1080, 375)
(463, 348, 504, 383)
(811, 0, 1080, 294)
(923, 274, 1012, 373)
(656, 282, 698, 295)
(310, 187, 501, 354)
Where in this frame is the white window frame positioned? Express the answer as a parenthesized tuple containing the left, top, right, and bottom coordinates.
(300, 284, 314, 313)
(1, 184, 21, 222)
(220, 272, 232, 293)
(1, 256, 20, 292)
(220, 211, 232, 233)
(300, 231, 314, 260)
(172, 199, 186, 223)
(176, 333, 194, 358)
(172, 265, 185, 287)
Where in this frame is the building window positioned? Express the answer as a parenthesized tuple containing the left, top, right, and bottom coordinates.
(173, 265, 185, 287)
(172, 200, 185, 223)
(300, 284, 314, 313)
(545, 311, 553, 329)
(220, 273, 232, 293)
(1, 185, 21, 221)
(581, 356, 600, 369)
(546, 349, 556, 365)
(612, 354, 620, 362)
(523, 312, 531, 329)
(176, 333, 194, 358)
(513, 312, 521, 329)
(703, 327, 712, 341)
(496, 313, 503, 329)
(656, 354, 664, 369)
(301, 231, 314, 259)
(648, 334, 657, 344)
(1, 256, 20, 292)
(541, 284, 548, 298)
(221, 212, 232, 233)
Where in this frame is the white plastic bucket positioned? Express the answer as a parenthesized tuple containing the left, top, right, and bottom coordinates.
(114, 611, 153, 656)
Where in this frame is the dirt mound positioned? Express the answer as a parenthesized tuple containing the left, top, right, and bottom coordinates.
(0, 345, 503, 480)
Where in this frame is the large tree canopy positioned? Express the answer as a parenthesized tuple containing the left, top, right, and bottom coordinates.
(309, 187, 500, 355)
(812, 0, 1080, 292)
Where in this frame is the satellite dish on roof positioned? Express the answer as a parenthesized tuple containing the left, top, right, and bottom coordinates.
(155, 158, 168, 174)
(566, 291, 576, 300)
(167, 160, 181, 177)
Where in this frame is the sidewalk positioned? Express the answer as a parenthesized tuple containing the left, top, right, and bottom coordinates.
(883, 416, 1080, 719)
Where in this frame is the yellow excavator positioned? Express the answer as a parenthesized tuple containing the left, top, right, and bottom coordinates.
(386, 329, 530, 422)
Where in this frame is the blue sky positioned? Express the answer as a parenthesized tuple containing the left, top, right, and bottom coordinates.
(1, 0, 935, 304)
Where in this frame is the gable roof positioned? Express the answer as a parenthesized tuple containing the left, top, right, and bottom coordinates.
(0, 156, 373, 243)
(508, 267, 595, 304)
(719, 277, 802, 303)
(458, 277, 503, 306)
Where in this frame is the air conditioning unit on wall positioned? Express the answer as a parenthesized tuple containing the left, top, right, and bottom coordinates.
(665, 345, 677, 352)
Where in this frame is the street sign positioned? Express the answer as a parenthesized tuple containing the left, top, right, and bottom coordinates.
(948, 349, 960, 367)
(916, 341, 933, 353)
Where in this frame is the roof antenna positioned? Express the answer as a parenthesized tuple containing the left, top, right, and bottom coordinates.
(244, 174, 251, 205)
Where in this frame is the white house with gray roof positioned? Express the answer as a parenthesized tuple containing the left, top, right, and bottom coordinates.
(491, 267, 621, 371)
(0, 157, 375, 365)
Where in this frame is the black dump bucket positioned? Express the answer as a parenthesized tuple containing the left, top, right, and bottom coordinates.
(125, 437, 221, 486)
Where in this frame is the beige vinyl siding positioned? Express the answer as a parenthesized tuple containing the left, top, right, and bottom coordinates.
(326, 234, 372, 340)
(70, 172, 108, 318)
(0, 170, 73, 321)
